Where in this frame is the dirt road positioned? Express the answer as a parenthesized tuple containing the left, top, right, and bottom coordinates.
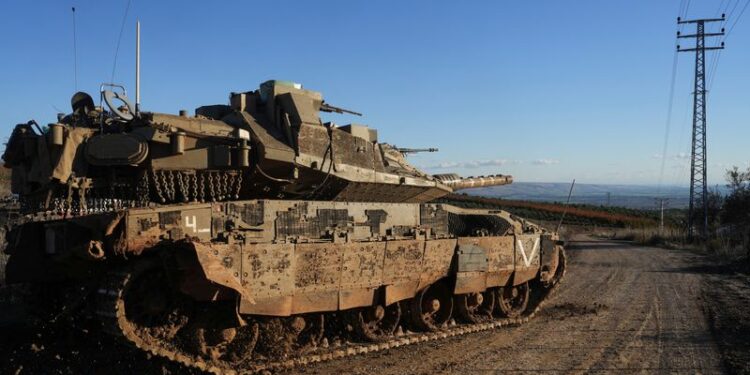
(296, 240, 729, 374)
(3, 239, 747, 375)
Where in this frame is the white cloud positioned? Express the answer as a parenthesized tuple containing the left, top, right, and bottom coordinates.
(532, 159, 560, 166)
(652, 153, 663, 159)
(425, 159, 510, 169)
(673, 152, 690, 160)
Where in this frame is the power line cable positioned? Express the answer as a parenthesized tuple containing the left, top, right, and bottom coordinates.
(716, 0, 728, 16)
(708, 0, 750, 90)
(660, 0, 692, 194)
(657, 50, 679, 196)
(678, 0, 691, 33)
(707, 0, 733, 77)
(726, 0, 750, 35)
(728, 0, 743, 21)
(707, 0, 735, 85)
(669, 93, 693, 186)
(110, 0, 133, 84)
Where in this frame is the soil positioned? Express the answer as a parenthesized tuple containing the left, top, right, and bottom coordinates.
(701, 258, 750, 375)
(0, 318, 197, 375)
(1, 239, 748, 374)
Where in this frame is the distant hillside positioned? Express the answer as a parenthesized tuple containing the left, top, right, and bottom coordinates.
(463, 182, 718, 209)
(440, 194, 659, 228)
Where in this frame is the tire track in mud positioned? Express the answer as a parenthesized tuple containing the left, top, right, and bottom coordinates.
(566, 249, 655, 374)
(300, 240, 727, 375)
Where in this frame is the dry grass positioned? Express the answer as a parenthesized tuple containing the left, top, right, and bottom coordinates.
(705, 231, 750, 260)
(594, 227, 688, 249)
(595, 226, 749, 261)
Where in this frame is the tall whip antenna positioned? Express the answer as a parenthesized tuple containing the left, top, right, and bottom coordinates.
(110, 0, 132, 83)
(556, 179, 576, 233)
(135, 20, 140, 115)
(72, 6, 78, 91)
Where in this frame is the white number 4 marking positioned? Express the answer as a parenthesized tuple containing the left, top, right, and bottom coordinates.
(185, 215, 210, 233)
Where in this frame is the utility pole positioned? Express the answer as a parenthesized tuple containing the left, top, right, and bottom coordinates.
(677, 14, 725, 240)
(655, 198, 670, 234)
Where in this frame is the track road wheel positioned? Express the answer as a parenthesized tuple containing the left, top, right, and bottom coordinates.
(495, 282, 530, 318)
(193, 326, 237, 361)
(121, 261, 192, 344)
(292, 314, 325, 349)
(186, 301, 250, 361)
(455, 290, 495, 323)
(410, 281, 453, 331)
(189, 313, 261, 363)
(543, 245, 567, 288)
(256, 314, 324, 358)
(350, 302, 401, 342)
(224, 320, 260, 364)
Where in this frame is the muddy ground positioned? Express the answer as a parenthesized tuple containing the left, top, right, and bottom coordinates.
(1, 239, 748, 374)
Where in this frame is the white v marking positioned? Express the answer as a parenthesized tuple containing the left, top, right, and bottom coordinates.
(517, 238, 540, 267)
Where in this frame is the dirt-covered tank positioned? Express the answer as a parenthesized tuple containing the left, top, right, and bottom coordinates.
(2, 81, 565, 374)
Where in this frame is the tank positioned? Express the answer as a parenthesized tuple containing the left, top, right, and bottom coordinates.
(2, 81, 565, 374)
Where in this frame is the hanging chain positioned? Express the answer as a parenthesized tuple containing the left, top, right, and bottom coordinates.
(189, 173, 198, 202)
(228, 173, 236, 199)
(167, 171, 176, 202)
(153, 170, 165, 203)
(137, 171, 150, 207)
(235, 172, 243, 199)
(198, 173, 205, 202)
(24, 169, 249, 215)
(176, 171, 188, 202)
(208, 172, 216, 202)
(221, 173, 229, 200)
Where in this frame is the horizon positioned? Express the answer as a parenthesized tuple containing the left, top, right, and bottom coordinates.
(468, 180, 732, 189)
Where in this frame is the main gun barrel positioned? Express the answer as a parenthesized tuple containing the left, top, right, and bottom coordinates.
(433, 173, 513, 190)
(396, 147, 438, 155)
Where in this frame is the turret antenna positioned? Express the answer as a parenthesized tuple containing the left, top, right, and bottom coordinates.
(555, 179, 576, 233)
(135, 20, 140, 115)
(110, 0, 132, 83)
(71, 6, 78, 91)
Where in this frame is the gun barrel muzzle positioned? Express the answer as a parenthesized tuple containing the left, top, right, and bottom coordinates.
(433, 173, 513, 190)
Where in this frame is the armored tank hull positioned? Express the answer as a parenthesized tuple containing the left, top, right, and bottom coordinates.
(3, 80, 565, 373)
(4, 198, 565, 373)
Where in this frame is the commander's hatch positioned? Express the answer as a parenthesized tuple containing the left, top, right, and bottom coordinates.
(338, 124, 378, 143)
(261, 81, 324, 153)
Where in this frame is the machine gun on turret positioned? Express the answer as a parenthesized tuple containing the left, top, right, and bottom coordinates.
(395, 147, 439, 156)
(320, 101, 362, 116)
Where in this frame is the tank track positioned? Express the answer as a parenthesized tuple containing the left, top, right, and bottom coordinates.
(95, 249, 567, 375)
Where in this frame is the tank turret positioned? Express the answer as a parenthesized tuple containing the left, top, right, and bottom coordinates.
(3, 80, 512, 214)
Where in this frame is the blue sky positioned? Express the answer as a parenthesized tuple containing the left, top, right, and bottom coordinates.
(1, 1, 748, 186)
